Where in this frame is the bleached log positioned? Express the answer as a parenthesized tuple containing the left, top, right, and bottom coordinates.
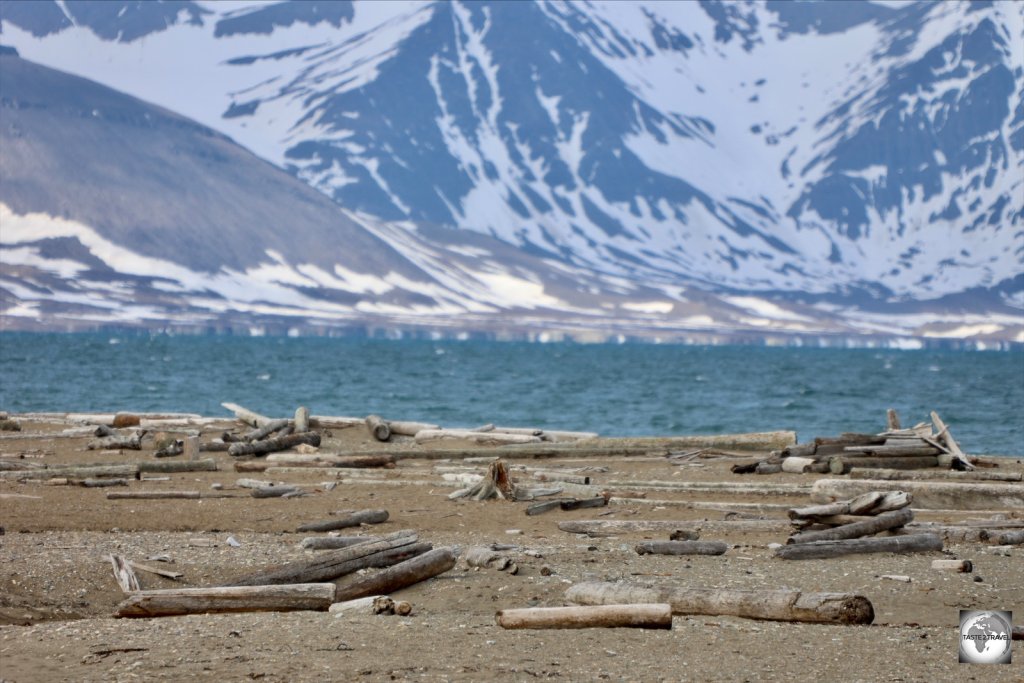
(573, 432, 796, 452)
(228, 432, 320, 457)
(128, 561, 183, 580)
(365, 415, 391, 442)
(138, 458, 217, 473)
(230, 530, 420, 586)
(565, 582, 874, 625)
(788, 490, 911, 519)
(294, 406, 310, 434)
(251, 485, 302, 499)
(308, 415, 365, 429)
(811, 479, 1024, 511)
(87, 432, 143, 451)
(781, 457, 817, 474)
(929, 411, 974, 470)
(850, 468, 1022, 483)
(221, 403, 273, 428)
(67, 413, 117, 426)
(109, 554, 140, 593)
(787, 508, 914, 544)
(183, 436, 198, 461)
(774, 533, 943, 560)
(116, 583, 335, 617)
(297, 509, 389, 532)
(464, 546, 517, 572)
(931, 559, 973, 572)
(0, 463, 140, 480)
(300, 536, 378, 550)
(333, 547, 457, 602)
(328, 595, 395, 615)
(387, 420, 440, 436)
(559, 521, 701, 536)
(841, 445, 941, 456)
(415, 429, 542, 446)
(532, 470, 591, 485)
(605, 480, 811, 496)
(496, 604, 672, 630)
(635, 541, 727, 556)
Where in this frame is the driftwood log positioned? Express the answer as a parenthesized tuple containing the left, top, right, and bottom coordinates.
(138, 459, 217, 474)
(222, 402, 273, 428)
(333, 547, 457, 602)
(787, 508, 915, 545)
(87, 432, 144, 451)
(984, 529, 1024, 545)
(116, 584, 335, 618)
(365, 415, 391, 442)
(229, 530, 420, 586)
(300, 536, 379, 550)
(265, 453, 396, 468)
(297, 509, 389, 532)
(774, 533, 943, 560)
(228, 432, 321, 457)
(811, 479, 1024, 511)
(565, 582, 874, 625)
(789, 490, 911, 520)
(496, 604, 673, 630)
(294, 406, 310, 434)
(932, 559, 973, 572)
(635, 541, 728, 556)
(828, 456, 938, 474)
(1, 464, 140, 480)
(850, 468, 1022, 483)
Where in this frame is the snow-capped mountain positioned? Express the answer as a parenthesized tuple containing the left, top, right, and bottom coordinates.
(1, 0, 1022, 343)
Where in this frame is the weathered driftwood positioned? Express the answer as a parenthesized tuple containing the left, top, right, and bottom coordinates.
(200, 440, 231, 452)
(464, 546, 518, 573)
(496, 604, 673, 630)
(781, 457, 818, 474)
(265, 453, 395, 468)
(81, 478, 129, 488)
(0, 463, 140, 480)
(532, 470, 591, 485)
(930, 411, 974, 470)
(107, 491, 202, 500)
(850, 468, 1022, 483)
(829, 456, 939, 474)
(386, 420, 440, 437)
(635, 541, 728, 556)
(329, 595, 388, 615)
(811, 479, 1024, 511)
(228, 432, 321, 457)
(333, 547, 457, 602)
(87, 432, 143, 451)
(815, 433, 886, 447)
(773, 533, 943, 560)
(245, 419, 291, 442)
(841, 445, 941, 457)
(234, 461, 270, 472)
(931, 559, 973, 572)
(605, 480, 811, 496)
(984, 529, 1024, 545)
(756, 462, 784, 475)
(109, 554, 141, 593)
(886, 408, 901, 432)
(236, 478, 273, 489)
(229, 530, 420, 586)
(129, 560, 183, 580)
(559, 496, 608, 511)
(365, 415, 391, 442)
(416, 429, 542, 446)
(138, 458, 217, 474)
(297, 509, 389, 532)
(787, 508, 914, 545)
(449, 460, 515, 500)
(300, 536, 378, 550)
(559, 520, 705, 537)
(788, 490, 911, 519)
(116, 583, 335, 618)
(565, 582, 874, 625)
(293, 406, 310, 434)
(222, 402, 273, 428)
(525, 499, 575, 515)
(251, 485, 303, 499)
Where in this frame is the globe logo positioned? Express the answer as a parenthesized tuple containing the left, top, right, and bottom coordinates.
(959, 610, 1012, 664)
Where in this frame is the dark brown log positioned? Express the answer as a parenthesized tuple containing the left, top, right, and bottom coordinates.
(525, 499, 574, 516)
(787, 508, 914, 544)
(265, 453, 396, 468)
(565, 582, 874, 625)
(233, 461, 269, 472)
(365, 415, 391, 442)
(81, 478, 129, 488)
(113, 413, 141, 428)
(229, 530, 419, 586)
(297, 509, 389, 532)
(138, 458, 218, 473)
(116, 584, 335, 617)
(731, 460, 762, 474)
(815, 434, 886, 446)
(228, 432, 320, 457)
(560, 496, 608, 511)
(635, 541, 728, 556)
(333, 547, 457, 602)
(107, 491, 201, 500)
(496, 604, 673, 630)
(774, 533, 943, 560)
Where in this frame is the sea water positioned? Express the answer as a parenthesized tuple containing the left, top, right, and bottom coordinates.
(0, 333, 1021, 456)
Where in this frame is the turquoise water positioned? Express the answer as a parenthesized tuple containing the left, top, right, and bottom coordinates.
(1, 333, 1022, 455)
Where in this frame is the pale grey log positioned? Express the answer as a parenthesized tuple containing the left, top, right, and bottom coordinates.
(415, 429, 542, 446)
(931, 559, 973, 572)
(496, 604, 672, 630)
(605, 480, 810, 496)
(229, 530, 419, 586)
(265, 453, 395, 468)
(811, 479, 1024, 511)
(333, 547, 457, 602)
(841, 446, 941, 456)
(386, 420, 440, 436)
(87, 432, 143, 451)
(788, 491, 910, 520)
(787, 508, 914, 544)
(109, 554, 140, 593)
(635, 541, 727, 556)
(221, 402, 273, 428)
(81, 478, 129, 487)
(829, 456, 939, 474)
(565, 582, 874, 625)
(774, 533, 943, 560)
(568, 432, 796, 452)
(532, 470, 591, 485)
(365, 415, 391, 442)
(850, 468, 1022, 483)
(929, 411, 974, 470)
(781, 457, 816, 474)
(244, 419, 291, 442)
(183, 436, 199, 461)
(129, 561, 183, 580)
(0, 463, 139, 480)
(251, 485, 302, 499)
(756, 462, 783, 475)
(300, 536, 379, 550)
(228, 432, 320, 457)
(116, 583, 335, 618)
(985, 529, 1024, 545)
(138, 458, 217, 473)
(294, 406, 310, 434)
(297, 509, 389, 532)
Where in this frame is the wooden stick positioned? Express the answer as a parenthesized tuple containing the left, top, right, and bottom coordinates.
(635, 541, 727, 556)
(811, 479, 1024, 511)
(116, 583, 335, 617)
(333, 547, 456, 602)
(774, 533, 943, 560)
(228, 432, 321, 457)
(496, 604, 672, 630)
(297, 509, 389, 532)
(787, 508, 914, 544)
(229, 530, 419, 586)
(129, 561, 183, 580)
(109, 554, 140, 593)
(365, 415, 391, 442)
(415, 429, 542, 446)
(565, 582, 874, 625)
